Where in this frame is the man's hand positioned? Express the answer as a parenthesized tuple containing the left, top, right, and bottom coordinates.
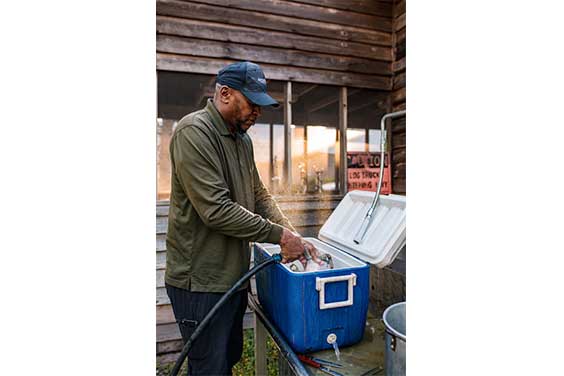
(302, 239, 321, 263)
(279, 228, 304, 263)
(279, 228, 322, 265)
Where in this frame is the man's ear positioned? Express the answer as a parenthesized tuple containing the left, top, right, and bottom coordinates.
(219, 86, 231, 104)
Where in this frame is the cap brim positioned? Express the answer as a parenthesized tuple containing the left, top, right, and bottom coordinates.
(241, 89, 280, 108)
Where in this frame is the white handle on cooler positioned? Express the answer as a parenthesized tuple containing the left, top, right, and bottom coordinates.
(315, 273, 357, 310)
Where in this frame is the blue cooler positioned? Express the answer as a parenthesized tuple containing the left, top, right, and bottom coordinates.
(254, 191, 406, 353)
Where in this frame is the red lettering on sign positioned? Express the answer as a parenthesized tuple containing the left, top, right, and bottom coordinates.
(346, 152, 391, 194)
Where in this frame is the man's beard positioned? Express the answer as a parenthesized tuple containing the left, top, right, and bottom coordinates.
(235, 118, 255, 134)
(235, 122, 247, 134)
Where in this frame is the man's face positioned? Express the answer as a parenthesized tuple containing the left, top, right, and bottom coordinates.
(230, 89, 262, 133)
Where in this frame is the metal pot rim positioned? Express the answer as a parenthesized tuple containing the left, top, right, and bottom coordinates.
(383, 301, 406, 341)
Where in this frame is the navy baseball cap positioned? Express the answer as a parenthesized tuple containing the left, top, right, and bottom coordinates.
(216, 61, 279, 108)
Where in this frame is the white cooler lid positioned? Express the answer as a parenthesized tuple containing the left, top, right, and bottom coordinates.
(318, 191, 406, 268)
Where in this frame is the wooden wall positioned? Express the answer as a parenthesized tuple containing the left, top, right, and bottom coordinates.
(391, 0, 406, 194)
(156, 0, 394, 90)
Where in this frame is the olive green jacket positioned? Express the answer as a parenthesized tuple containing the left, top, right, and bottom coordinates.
(165, 100, 294, 292)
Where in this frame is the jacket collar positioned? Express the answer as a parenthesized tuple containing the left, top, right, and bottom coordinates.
(205, 99, 234, 136)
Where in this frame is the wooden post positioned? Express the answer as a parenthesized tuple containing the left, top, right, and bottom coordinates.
(269, 122, 274, 191)
(338, 87, 348, 195)
(334, 128, 339, 191)
(304, 124, 308, 192)
(254, 313, 267, 376)
(156, 119, 163, 201)
(283, 82, 292, 190)
(386, 97, 394, 194)
(156, 71, 160, 201)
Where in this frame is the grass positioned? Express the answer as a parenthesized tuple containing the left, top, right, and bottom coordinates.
(156, 329, 280, 376)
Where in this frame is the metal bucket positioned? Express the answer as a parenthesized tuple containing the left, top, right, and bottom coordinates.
(383, 302, 406, 376)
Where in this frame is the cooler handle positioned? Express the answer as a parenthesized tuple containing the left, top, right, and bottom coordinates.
(315, 273, 357, 310)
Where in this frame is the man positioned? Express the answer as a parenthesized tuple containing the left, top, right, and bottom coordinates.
(165, 61, 319, 375)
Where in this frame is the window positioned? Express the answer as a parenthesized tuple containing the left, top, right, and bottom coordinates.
(157, 72, 216, 200)
(368, 129, 385, 152)
(291, 83, 340, 193)
(156, 118, 175, 200)
(246, 122, 285, 192)
(347, 128, 387, 153)
(347, 128, 366, 152)
(347, 88, 388, 153)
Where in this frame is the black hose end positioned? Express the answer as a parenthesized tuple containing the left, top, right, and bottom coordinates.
(272, 253, 282, 263)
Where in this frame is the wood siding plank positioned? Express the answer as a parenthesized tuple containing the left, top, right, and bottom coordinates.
(392, 57, 406, 73)
(391, 87, 406, 104)
(395, 38, 406, 60)
(157, 304, 176, 325)
(157, 286, 170, 305)
(396, 27, 406, 45)
(156, 205, 170, 217)
(392, 117, 406, 133)
(394, 13, 406, 32)
(157, 339, 184, 354)
(392, 177, 405, 194)
(392, 162, 405, 179)
(157, 16, 392, 63)
(157, 268, 165, 288)
(391, 146, 405, 163)
(392, 102, 406, 112)
(157, 35, 391, 75)
(157, 54, 392, 90)
(157, 250, 166, 266)
(393, 0, 406, 18)
(289, 0, 392, 17)
(157, 322, 182, 343)
(156, 233, 166, 249)
(157, 0, 392, 45)
(393, 72, 406, 90)
(187, 0, 392, 31)
(157, 217, 167, 234)
(157, 351, 183, 365)
(392, 131, 406, 147)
